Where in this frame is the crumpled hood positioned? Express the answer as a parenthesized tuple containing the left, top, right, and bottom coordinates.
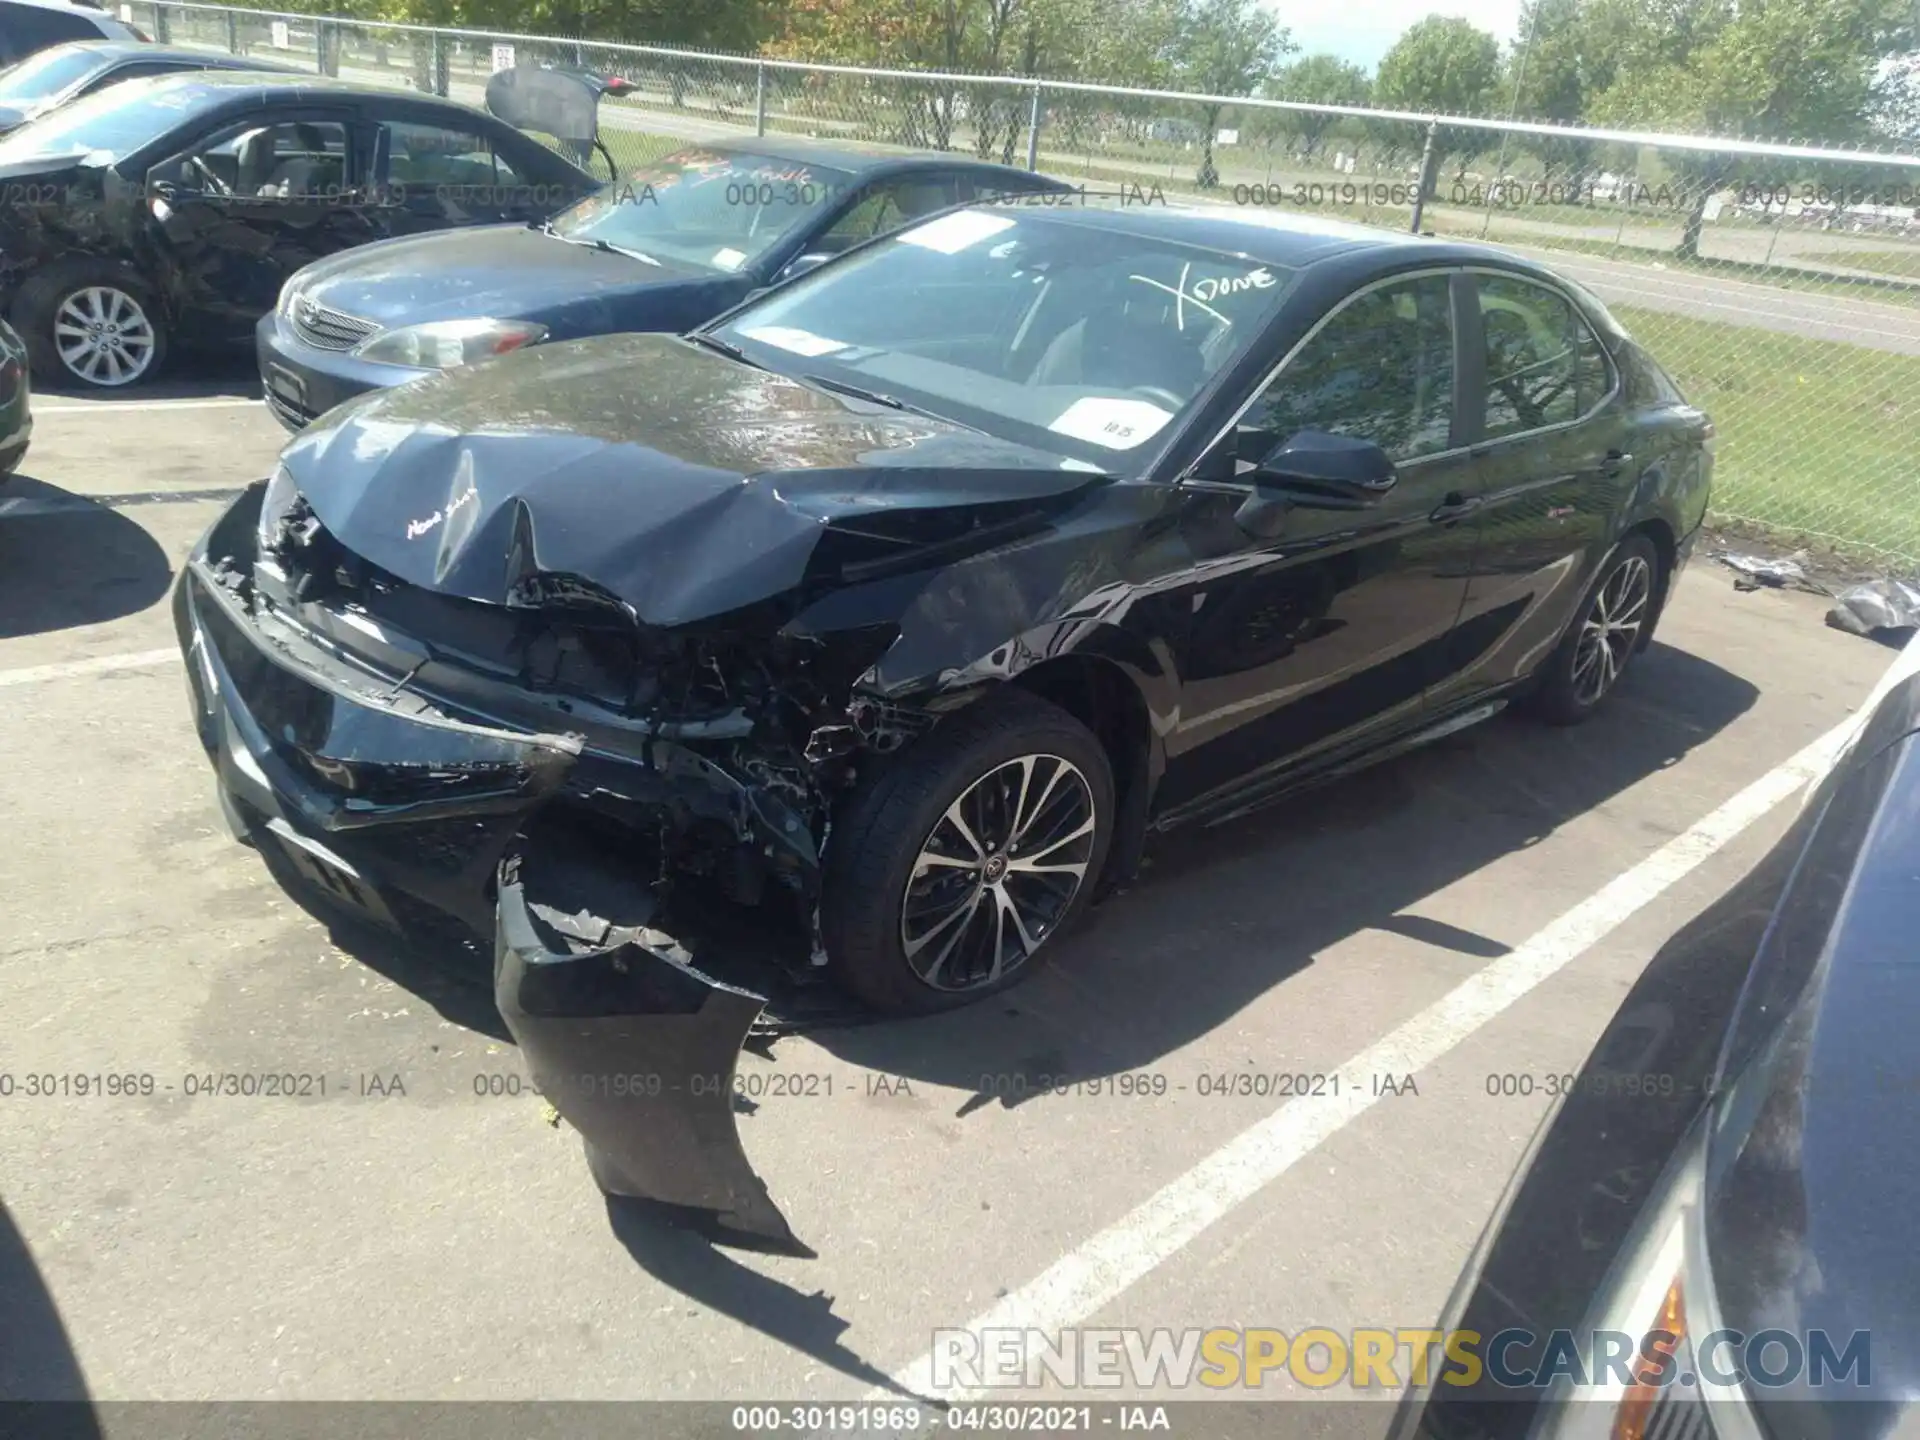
(279, 332, 1108, 628)
(291, 223, 737, 330)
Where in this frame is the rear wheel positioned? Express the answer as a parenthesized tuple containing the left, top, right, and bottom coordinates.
(821, 689, 1114, 1015)
(14, 263, 167, 390)
(1524, 534, 1660, 725)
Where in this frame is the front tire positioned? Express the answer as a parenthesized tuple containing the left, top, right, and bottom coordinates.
(13, 263, 167, 390)
(1525, 534, 1660, 725)
(821, 689, 1115, 1015)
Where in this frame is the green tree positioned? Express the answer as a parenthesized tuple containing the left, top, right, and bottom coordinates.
(1375, 15, 1502, 190)
(1586, 0, 1914, 255)
(1267, 53, 1372, 162)
(1170, 0, 1296, 187)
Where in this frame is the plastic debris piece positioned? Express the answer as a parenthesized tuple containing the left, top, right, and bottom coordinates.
(1826, 578, 1920, 638)
(1718, 550, 1811, 589)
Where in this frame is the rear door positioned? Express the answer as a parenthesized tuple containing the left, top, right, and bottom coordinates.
(1436, 267, 1630, 708)
(364, 112, 588, 235)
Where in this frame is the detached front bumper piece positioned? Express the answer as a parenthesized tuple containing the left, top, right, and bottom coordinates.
(493, 827, 808, 1255)
(175, 483, 812, 1252)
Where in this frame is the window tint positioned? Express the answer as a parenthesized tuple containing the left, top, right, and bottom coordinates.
(819, 176, 962, 252)
(1249, 274, 1456, 462)
(378, 120, 503, 189)
(1476, 273, 1613, 439)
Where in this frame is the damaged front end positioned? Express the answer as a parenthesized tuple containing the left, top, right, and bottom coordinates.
(173, 474, 972, 1251)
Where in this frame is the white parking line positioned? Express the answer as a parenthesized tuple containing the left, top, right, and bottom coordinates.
(0, 649, 179, 688)
(878, 712, 1858, 1406)
(32, 397, 262, 415)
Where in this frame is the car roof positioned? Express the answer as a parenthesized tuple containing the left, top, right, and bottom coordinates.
(39, 38, 298, 68)
(691, 131, 1062, 181)
(986, 196, 1538, 270)
(104, 67, 499, 111)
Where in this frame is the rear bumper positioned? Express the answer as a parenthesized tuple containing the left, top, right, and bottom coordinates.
(255, 311, 426, 433)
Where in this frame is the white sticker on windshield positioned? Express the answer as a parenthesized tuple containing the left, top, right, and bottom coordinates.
(736, 325, 846, 357)
(712, 247, 748, 271)
(1047, 397, 1174, 450)
(898, 210, 1015, 255)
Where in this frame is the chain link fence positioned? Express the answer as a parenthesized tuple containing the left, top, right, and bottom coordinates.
(112, 1, 1920, 568)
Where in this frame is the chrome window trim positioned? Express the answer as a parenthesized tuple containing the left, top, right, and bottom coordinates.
(1182, 260, 1629, 486)
(1179, 264, 1469, 483)
(1463, 263, 1621, 446)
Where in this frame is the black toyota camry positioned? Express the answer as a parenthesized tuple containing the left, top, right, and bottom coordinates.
(174, 201, 1713, 1249)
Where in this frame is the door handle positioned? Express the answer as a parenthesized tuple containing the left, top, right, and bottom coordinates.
(1602, 448, 1633, 476)
(1429, 492, 1483, 524)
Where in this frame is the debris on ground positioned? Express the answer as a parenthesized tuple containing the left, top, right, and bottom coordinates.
(1826, 578, 1920, 640)
(1716, 549, 1826, 593)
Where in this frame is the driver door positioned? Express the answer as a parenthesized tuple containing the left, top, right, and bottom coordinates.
(145, 113, 372, 341)
(1154, 270, 1485, 820)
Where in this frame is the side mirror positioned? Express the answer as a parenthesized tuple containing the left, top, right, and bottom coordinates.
(1233, 429, 1397, 539)
(775, 252, 830, 284)
(1252, 429, 1397, 507)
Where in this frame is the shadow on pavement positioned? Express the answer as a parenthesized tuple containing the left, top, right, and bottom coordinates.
(0, 478, 173, 640)
(28, 347, 260, 404)
(800, 641, 1760, 1105)
(0, 1198, 100, 1434)
(251, 838, 512, 1043)
(605, 1197, 918, 1398)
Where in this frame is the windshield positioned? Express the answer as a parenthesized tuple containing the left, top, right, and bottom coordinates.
(547, 146, 856, 273)
(0, 44, 107, 106)
(0, 74, 206, 161)
(710, 208, 1298, 468)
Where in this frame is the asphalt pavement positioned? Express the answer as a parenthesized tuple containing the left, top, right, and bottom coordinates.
(0, 374, 1902, 1411)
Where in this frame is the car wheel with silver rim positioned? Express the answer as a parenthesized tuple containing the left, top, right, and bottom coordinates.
(822, 689, 1115, 1014)
(13, 263, 170, 392)
(1526, 532, 1663, 725)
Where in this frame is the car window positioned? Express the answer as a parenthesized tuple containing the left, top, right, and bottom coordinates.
(377, 119, 508, 189)
(1476, 273, 1613, 439)
(0, 39, 102, 101)
(181, 118, 348, 198)
(91, 59, 192, 89)
(711, 208, 1298, 469)
(547, 146, 858, 273)
(1247, 274, 1457, 463)
(0, 3, 104, 59)
(818, 176, 963, 252)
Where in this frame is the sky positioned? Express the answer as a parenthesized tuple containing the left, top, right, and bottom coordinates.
(1280, 0, 1528, 72)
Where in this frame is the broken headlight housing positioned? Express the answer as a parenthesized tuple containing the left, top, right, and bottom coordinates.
(354, 318, 549, 370)
(256, 464, 299, 554)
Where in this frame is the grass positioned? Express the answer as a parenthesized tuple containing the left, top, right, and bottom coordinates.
(1614, 303, 1920, 567)
(1812, 248, 1920, 281)
(1482, 233, 1920, 310)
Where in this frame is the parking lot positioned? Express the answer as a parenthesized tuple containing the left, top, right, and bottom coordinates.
(0, 374, 1900, 1411)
